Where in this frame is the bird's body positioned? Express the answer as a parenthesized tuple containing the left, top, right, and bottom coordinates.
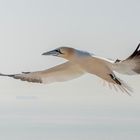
(1, 43, 140, 95)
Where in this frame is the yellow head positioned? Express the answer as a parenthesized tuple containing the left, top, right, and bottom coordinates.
(42, 47, 75, 60)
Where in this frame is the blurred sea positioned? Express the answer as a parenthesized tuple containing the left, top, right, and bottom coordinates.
(0, 91, 140, 140)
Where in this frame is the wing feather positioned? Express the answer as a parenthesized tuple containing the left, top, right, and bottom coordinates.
(113, 43, 140, 75)
(101, 74, 132, 95)
(0, 62, 85, 84)
(84, 55, 132, 95)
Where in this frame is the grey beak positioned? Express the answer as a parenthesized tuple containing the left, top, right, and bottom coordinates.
(42, 50, 59, 56)
(42, 51, 51, 55)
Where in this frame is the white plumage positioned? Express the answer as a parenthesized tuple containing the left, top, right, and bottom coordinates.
(1, 43, 140, 95)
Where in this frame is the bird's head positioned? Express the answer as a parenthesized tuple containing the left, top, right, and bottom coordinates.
(42, 47, 75, 60)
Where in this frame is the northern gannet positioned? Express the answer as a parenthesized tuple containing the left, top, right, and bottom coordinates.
(1, 43, 140, 95)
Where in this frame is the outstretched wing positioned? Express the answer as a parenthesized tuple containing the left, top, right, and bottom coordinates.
(113, 43, 140, 75)
(0, 62, 85, 84)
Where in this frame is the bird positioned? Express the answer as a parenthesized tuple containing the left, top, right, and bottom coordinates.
(1, 43, 140, 95)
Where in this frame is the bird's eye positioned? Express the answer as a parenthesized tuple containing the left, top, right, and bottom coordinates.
(55, 49, 63, 54)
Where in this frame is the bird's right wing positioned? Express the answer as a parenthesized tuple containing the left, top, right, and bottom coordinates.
(113, 43, 140, 75)
(0, 61, 85, 84)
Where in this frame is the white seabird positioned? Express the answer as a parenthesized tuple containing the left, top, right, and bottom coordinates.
(1, 43, 140, 95)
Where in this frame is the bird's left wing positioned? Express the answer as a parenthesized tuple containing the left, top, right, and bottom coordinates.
(0, 61, 85, 84)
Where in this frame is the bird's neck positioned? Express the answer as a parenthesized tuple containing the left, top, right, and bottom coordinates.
(67, 49, 91, 62)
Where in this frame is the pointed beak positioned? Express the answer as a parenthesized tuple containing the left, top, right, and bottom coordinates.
(42, 50, 59, 56)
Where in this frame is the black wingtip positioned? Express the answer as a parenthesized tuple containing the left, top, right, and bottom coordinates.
(137, 42, 140, 47)
(128, 43, 140, 59)
(135, 43, 140, 52)
(0, 73, 15, 77)
(109, 74, 121, 85)
(22, 72, 31, 74)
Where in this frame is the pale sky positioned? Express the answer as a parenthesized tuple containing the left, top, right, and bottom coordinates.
(0, 0, 140, 140)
